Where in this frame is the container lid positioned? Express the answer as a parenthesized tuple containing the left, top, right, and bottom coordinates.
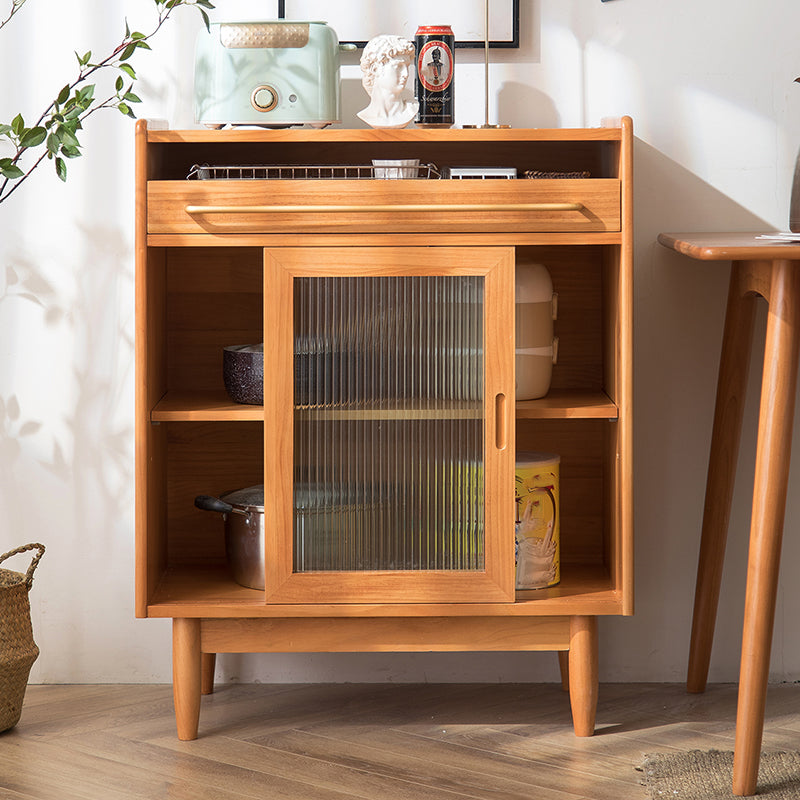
(220, 484, 264, 509)
(516, 451, 560, 467)
(224, 343, 263, 354)
(515, 263, 553, 303)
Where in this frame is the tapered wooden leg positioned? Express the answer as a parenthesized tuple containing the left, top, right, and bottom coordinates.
(688, 264, 758, 693)
(201, 653, 216, 696)
(557, 650, 570, 691)
(568, 616, 598, 737)
(173, 618, 202, 741)
(732, 261, 800, 796)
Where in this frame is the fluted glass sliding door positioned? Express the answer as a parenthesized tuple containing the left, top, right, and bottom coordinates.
(264, 247, 514, 604)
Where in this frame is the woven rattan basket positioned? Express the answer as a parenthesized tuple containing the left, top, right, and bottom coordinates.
(0, 543, 44, 732)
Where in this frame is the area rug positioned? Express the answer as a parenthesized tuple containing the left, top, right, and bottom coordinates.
(639, 751, 800, 799)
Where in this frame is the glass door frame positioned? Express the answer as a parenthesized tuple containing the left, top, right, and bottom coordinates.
(263, 246, 515, 604)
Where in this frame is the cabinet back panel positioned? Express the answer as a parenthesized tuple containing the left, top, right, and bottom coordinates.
(166, 422, 263, 565)
(166, 248, 263, 394)
(149, 139, 615, 181)
(516, 419, 606, 566)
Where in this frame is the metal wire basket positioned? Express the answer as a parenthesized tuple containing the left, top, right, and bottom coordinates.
(187, 163, 441, 180)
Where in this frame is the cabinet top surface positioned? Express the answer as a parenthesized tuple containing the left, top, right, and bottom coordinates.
(140, 119, 630, 144)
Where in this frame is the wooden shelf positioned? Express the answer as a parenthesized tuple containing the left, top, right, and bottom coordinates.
(152, 389, 617, 422)
(515, 389, 617, 419)
(147, 563, 623, 618)
(152, 392, 263, 421)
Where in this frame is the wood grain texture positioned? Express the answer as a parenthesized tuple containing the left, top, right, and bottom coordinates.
(200, 616, 570, 654)
(732, 259, 800, 795)
(658, 232, 800, 261)
(148, 180, 621, 236)
(135, 120, 635, 745)
(686, 264, 759, 693)
(9, 681, 800, 800)
(659, 233, 800, 795)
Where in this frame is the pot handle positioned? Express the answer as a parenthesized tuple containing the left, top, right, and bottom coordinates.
(195, 495, 234, 514)
(0, 542, 45, 590)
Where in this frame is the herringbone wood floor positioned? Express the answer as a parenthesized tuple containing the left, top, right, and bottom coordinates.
(4, 682, 800, 799)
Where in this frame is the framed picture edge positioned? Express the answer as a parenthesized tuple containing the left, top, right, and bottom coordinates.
(276, 0, 520, 49)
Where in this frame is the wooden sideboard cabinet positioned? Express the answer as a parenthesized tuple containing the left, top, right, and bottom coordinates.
(135, 118, 633, 740)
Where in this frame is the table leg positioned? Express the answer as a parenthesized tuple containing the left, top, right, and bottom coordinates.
(732, 261, 800, 796)
(173, 618, 202, 741)
(201, 652, 216, 695)
(688, 264, 758, 693)
(568, 616, 598, 737)
(557, 650, 570, 691)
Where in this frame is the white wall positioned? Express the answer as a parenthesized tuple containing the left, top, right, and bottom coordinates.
(2, 0, 800, 685)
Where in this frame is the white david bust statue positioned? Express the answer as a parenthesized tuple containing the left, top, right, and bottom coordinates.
(357, 35, 419, 129)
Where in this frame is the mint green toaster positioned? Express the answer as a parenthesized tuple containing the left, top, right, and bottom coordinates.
(194, 21, 347, 128)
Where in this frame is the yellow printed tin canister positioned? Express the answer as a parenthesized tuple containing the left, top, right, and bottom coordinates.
(515, 452, 560, 589)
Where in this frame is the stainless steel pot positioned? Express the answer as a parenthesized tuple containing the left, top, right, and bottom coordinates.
(195, 485, 265, 590)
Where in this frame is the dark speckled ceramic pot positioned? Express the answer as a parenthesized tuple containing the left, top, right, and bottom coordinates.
(223, 343, 263, 405)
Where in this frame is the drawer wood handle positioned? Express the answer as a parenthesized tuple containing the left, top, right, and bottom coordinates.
(185, 202, 585, 215)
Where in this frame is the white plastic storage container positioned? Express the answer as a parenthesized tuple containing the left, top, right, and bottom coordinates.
(515, 262, 558, 400)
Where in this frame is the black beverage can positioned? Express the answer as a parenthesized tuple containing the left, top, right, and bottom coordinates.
(415, 25, 455, 127)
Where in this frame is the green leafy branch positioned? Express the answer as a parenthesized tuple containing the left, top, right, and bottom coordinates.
(0, 0, 27, 33)
(0, 0, 214, 204)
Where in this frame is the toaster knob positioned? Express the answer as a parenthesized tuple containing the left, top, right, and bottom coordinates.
(251, 85, 278, 112)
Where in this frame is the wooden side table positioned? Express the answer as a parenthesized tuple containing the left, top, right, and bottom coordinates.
(658, 233, 800, 796)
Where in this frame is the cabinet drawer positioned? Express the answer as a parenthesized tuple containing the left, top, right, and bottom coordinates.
(147, 178, 620, 235)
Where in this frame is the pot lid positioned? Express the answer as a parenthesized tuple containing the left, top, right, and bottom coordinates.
(220, 484, 264, 509)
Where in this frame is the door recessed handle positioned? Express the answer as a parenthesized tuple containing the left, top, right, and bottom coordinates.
(495, 393, 508, 450)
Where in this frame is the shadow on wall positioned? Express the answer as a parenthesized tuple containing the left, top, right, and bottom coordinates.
(0, 213, 135, 680)
(0, 258, 70, 486)
(498, 82, 559, 128)
(601, 137, 779, 683)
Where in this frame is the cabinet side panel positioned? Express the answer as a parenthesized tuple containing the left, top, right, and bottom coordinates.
(136, 120, 168, 615)
(606, 117, 633, 612)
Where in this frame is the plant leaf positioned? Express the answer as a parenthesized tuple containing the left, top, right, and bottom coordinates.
(19, 126, 47, 148)
(55, 157, 67, 182)
(57, 125, 80, 148)
(77, 84, 95, 104)
(119, 63, 136, 79)
(11, 114, 24, 135)
(0, 163, 24, 179)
